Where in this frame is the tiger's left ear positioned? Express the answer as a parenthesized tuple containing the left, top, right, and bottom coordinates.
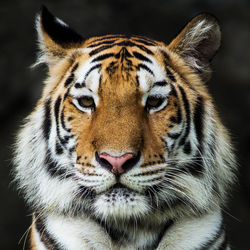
(34, 5, 84, 66)
(169, 13, 221, 82)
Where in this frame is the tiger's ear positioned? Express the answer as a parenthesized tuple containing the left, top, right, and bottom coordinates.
(34, 5, 84, 66)
(169, 13, 221, 82)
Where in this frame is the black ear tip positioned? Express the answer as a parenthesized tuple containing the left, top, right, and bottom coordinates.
(40, 5, 47, 15)
(40, 4, 47, 11)
(40, 5, 50, 13)
(40, 5, 54, 22)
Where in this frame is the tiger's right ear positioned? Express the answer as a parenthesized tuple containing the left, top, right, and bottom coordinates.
(34, 5, 84, 67)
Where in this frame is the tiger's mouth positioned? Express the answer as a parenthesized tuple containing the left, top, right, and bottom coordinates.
(101, 182, 139, 196)
(110, 182, 127, 190)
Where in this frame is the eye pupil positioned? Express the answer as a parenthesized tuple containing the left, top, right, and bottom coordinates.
(78, 96, 95, 108)
(148, 97, 160, 106)
(146, 96, 164, 109)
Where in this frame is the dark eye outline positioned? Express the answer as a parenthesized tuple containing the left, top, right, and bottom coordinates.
(77, 96, 95, 109)
(145, 96, 166, 111)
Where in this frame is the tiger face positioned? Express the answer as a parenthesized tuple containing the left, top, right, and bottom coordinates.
(66, 41, 180, 219)
(14, 6, 235, 226)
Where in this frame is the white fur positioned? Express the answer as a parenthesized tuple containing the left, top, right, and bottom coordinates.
(46, 213, 112, 249)
(157, 210, 224, 249)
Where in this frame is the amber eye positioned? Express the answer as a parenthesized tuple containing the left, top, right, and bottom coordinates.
(146, 96, 164, 110)
(77, 96, 95, 108)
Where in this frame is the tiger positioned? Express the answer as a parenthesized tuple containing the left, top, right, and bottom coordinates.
(14, 5, 237, 250)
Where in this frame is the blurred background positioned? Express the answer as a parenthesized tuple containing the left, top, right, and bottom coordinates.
(0, 0, 249, 249)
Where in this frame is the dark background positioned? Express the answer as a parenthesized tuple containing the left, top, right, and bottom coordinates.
(1, 0, 249, 249)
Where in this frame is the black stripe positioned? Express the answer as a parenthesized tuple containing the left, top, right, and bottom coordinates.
(63, 88, 70, 100)
(45, 149, 64, 177)
(169, 107, 182, 125)
(170, 116, 177, 123)
(115, 40, 137, 47)
(194, 96, 204, 149)
(153, 81, 168, 87)
(162, 51, 177, 83)
(35, 215, 62, 250)
(136, 43, 154, 55)
(64, 73, 74, 87)
(137, 63, 154, 76)
(178, 86, 191, 146)
(161, 50, 170, 61)
(90, 34, 126, 43)
(168, 132, 181, 139)
(170, 85, 182, 124)
(133, 38, 156, 46)
(64, 63, 78, 87)
(176, 106, 182, 123)
(183, 141, 192, 154)
(84, 64, 101, 79)
(170, 85, 177, 97)
(89, 44, 115, 56)
(71, 63, 79, 73)
(92, 53, 115, 63)
(188, 97, 206, 176)
(166, 67, 176, 82)
(62, 135, 73, 144)
(87, 39, 116, 48)
(69, 146, 76, 154)
(133, 51, 152, 63)
(55, 141, 63, 154)
(54, 96, 62, 128)
(54, 96, 68, 146)
(60, 107, 71, 132)
(132, 35, 157, 44)
(44, 147, 73, 178)
(43, 99, 52, 141)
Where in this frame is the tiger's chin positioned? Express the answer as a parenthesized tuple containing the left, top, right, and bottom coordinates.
(93, 186, 151, 220)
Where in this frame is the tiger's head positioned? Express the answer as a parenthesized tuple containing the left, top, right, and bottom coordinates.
(14, 6, 236, 225)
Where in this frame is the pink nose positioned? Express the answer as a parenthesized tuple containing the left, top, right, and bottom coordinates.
(99, 153, 135, 174)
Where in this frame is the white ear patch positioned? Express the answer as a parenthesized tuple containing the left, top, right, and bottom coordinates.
(55, 17, 69, 27)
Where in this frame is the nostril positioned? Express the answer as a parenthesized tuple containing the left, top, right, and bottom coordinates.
(100, 158, 112, 168)
(95, 152, 113, 171)
(122, 152, 141, 172)
(96, 151, 141, 175)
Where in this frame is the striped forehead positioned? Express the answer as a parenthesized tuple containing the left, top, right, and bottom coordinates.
(70, 37, 170, 94)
